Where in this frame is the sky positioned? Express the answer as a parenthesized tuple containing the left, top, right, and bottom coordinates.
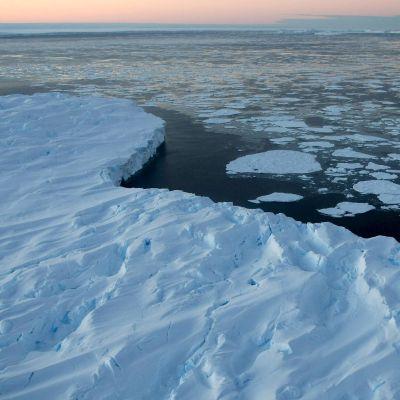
(0, 0, 400, 24)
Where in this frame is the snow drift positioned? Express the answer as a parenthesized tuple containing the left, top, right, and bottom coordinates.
(0, 94, 400, 400)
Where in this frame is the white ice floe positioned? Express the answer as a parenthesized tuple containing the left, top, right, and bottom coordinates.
(323, 105, 349, 116)
(200, 108, 241, 118)
(204, 117, 232, 125)
(370, 172, 398, 180)
(249, 193, 304, 203)
(336, 162, 364, 170)
(299, 141, 334, 149)
(389, 153, 400, 161)
(366, 162, 388, 171)
(266, 115, 308, 129)
(226, 150, 322, 175)
(270, 136, 295, 144)
(350, 134, 386, 143)
(333, 147, 376, 159)
(354, 179, 400, 205)
(318, 202, 375, 218)
(1, 94, 400, 400)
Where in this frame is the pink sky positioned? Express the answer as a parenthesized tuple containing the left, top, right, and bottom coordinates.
(1, 0, 399, 24)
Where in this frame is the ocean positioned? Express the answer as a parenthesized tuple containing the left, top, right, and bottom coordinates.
(1, 25, 399, 238)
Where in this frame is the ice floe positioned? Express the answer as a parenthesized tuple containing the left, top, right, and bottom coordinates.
(389, 153, 400, 161)
(354, 180, 400, 205)
(370, 172, 397, 180)
(226, 150, 322, 175)
(366, 162, 388, 171)
(249, 193, 304, 203)
(333, 148, 376, 159)
(319, 202, 375, 217)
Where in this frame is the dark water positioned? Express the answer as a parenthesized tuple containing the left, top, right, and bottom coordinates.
(123, 108, 400, 241)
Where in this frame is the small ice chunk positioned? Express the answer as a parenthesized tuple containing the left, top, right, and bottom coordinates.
(324, 105, 349, 116)
(351, 134, 386, 142)
(204, 109, 241, 117)
(270, 137, 295, 145)
(318, 202, 375, 217)
(336, 162, 363, 170)
(366, 162, 388, 171)
(204, 117, 232, 125)
(370, 172, 397, 180)
(300, 141, 334, 149)
(333, 148, 376, 159)
(227, 150, 322, 175)
(388, 153, 400, 161)
(249, 193, 303, 203)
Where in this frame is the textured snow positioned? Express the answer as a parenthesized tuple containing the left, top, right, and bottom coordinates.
(249, 193, 304, 203)
(226, 150, 322, 175)
(1, 94, 400, 400)
(318, 202, 375, 218)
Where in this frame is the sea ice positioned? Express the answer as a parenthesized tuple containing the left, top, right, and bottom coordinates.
(318, 202, 375, 218)
(226, 150, 322, 175)
(249, 193, 304, 203)
(204, 117, 232, 125)
(299, 141, 334, 149)
(370, 172, 397, 180)
(336, 162, 363, 170)
(389, 153, 400, 161)
(354, 180, 400, 205)
(366, 162, 388, 171)
(333, 148, 376, 159)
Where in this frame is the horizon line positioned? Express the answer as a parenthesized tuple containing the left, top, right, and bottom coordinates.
(1, 14, 399, 25)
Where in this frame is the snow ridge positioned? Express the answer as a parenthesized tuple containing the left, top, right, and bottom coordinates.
(1, 94, 400, 400)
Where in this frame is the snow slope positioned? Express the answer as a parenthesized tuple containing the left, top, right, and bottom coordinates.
(1, 94, 400, 400)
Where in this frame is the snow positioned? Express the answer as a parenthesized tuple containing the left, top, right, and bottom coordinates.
(1, 93, 400, 400)
(249, 193, 304, 203)
(354, 180, 400, 205)
(318, 202, 375, 218)
(226, 150, 322, 175)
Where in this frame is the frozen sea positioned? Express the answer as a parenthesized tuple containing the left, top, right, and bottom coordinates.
(1, 26, 399, 239)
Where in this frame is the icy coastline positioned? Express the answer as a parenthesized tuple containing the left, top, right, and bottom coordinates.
(1, 94, 400, 399)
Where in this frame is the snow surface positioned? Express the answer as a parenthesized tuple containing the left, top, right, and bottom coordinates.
(249, 193, 304, 203)
(226, 150, 322, 175)
(318, 202, 375, 218)
(1, 94, 400, 400)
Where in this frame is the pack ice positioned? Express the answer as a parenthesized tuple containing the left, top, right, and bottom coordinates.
(1, 94, 400, 400)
